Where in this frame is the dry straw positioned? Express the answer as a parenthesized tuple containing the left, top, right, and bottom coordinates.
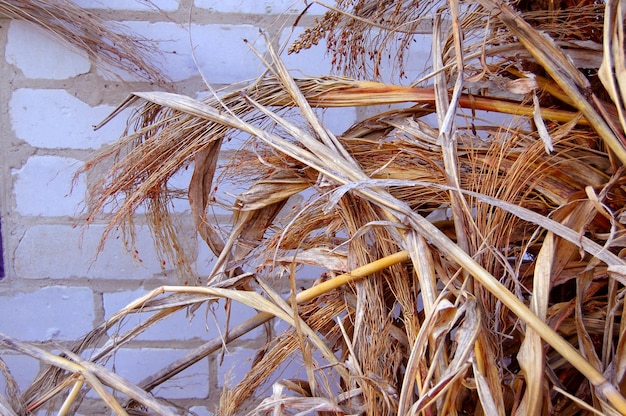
(0, 0, 170, 87)
(2, 0, 626, 415)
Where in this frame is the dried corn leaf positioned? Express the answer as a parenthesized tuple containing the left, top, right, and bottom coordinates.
(599, 0, 626, 134)
(516, 232, 553, 415)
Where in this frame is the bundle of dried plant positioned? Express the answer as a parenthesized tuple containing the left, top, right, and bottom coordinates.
(4, 0, 626, 415)
(0, 0, 169, 86)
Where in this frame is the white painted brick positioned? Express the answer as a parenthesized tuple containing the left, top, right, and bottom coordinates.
(5, 21, 90, 80)
(13, 156, 85, 217)
(104, 290, 263, 342)
(194, 0, 325, 15)
(280, 27, 335, 77)
(184, 23, 267, 84)
(108, 348, 208, 399)
(106, 22, 266, 83)
(168, 166, 193, 214)
(73, 0, 178, 11)
(14, 224, 163, 279)
(315, 107, 358, 134)
(375, 33, 433, 83)
(95, 21, 187, 82)
(217, 346, 256, 386)
(9, 89, 130, 150)
(0, 286, 95, 341)
(282, 28, 432, 83)
(189, 406, 216, 416)
(0, 353, 40, 392)
(103, 288, 213, 341)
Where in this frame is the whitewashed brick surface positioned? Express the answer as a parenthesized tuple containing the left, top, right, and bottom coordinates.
(13, 155, 85, 217)
(282, 27, 433, 82)
(167, 163, 194, 213)
(104, 290, 263, 341)
(14, 224, 165, 279)
(6, 21, 90, 80)
(10, 89, 130, 149)
(216, 346, 255, 386)
(188, 23, 268, 84)
(280, 27, 335, 77)
(0, 286, 95, 340)
(189, 405, 216, 416)
(74, 0, 179, 11)
(195, 0, 325, 15)
(106, 348, 209, 399)
(0, 354, 40, 391)
(96, 21, 268, 83)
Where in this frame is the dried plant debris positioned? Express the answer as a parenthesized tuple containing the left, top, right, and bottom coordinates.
(3, 0, 626, 415)
(0, 0, 169, 86)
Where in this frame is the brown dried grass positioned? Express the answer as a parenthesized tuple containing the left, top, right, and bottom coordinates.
(3, 0, 626, 415)
(0, 0, 170, 87)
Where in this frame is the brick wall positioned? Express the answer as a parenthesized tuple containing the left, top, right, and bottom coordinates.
(0, 1, 429, 414)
